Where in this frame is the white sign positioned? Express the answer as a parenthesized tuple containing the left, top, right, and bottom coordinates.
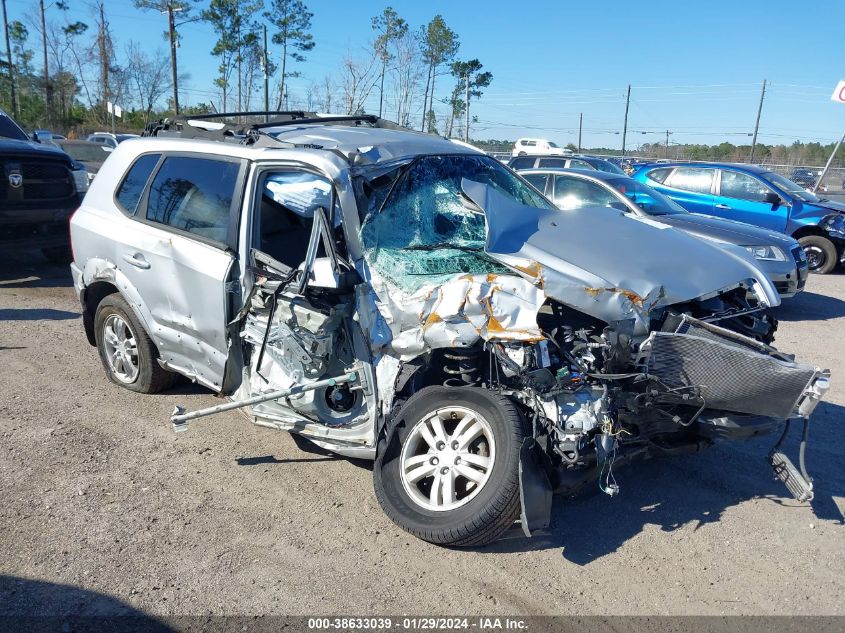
(832, 81, 845, 103)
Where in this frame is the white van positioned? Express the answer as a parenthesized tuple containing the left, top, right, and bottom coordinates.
(511, 137, 571, 157)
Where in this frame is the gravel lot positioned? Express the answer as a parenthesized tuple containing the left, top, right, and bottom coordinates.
(1, 250, 843, 618)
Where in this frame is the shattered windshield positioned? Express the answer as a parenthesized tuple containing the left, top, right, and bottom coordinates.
(358, 154, 552, 291)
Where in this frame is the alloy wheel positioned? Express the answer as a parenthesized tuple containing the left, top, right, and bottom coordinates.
(399, 406, 496, 512)
(102, 314, 140, 384)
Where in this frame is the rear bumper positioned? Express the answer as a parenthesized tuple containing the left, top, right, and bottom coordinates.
(0, 203, 77, 250)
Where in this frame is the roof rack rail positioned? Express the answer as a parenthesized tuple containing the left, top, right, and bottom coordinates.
(168, 110, 307, 121)
(142, 111, 407, 143)
(251, 114, 380, 130)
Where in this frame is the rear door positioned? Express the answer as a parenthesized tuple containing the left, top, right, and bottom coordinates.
(714, 169, 789, 232)
(660, 166, 716, 215)
(114, 152, 246, 391)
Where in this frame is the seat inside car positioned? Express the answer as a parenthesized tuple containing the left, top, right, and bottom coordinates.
(258, 194, 313, 270)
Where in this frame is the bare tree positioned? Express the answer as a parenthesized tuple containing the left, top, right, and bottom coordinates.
(125, 41, 171, 121)
(61, 20, 94, 110)
(392, 29, 422, 128)
(303, 81, 318, 111)
(319, 74, 334, 113)
(340, 54, 378, 115)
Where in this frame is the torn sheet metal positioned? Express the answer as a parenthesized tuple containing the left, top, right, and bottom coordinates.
(363, 268, 544, 360)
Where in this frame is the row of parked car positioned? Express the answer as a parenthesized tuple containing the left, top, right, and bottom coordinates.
(507, 147, 845, 280)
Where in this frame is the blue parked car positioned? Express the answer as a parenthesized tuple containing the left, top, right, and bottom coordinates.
(633, 162, 845, 273)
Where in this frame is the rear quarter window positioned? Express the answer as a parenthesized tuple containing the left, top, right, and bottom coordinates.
(537, 158, 567, 168)
(645, 167, 673, 184)
(115, 153, 161, 214)
(509, 157, 535, 170)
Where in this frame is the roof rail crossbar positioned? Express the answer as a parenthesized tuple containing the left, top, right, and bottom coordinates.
(251, 114, 380, 130)
(177, 110, 307, 121)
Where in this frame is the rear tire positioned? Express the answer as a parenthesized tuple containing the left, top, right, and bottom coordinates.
(374, 386, 525, 547)
(94, 294, 176, 393)
(799, 235, 837, 274)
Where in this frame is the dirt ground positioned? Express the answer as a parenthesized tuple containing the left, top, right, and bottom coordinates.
(1, 250, 843, 618)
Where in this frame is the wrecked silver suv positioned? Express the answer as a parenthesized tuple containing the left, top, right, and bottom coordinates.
(70, 114, 830, 546)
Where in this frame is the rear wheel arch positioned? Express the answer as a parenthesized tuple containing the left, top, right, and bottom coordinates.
(82, 281, 119, 346)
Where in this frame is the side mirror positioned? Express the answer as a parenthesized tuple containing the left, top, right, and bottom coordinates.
(608, 201, 629, 212)
(304, 257, 359, 291)
(763, 191, 782, 206)
(102, 146, 114, 153)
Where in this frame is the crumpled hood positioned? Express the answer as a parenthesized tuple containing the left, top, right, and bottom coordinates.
(462, 180, 780, 329)
(658, 213, 798, 249)
(811, 198, 845, 215)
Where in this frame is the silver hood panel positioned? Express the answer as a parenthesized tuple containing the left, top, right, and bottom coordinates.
(462, 180, 780, 329)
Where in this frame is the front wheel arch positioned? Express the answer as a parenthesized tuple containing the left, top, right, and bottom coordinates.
(374, 386, 526, 547)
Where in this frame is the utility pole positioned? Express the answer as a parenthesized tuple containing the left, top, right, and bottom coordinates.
(98, 2, 109, 123)
(236, 14, 241, 114)
(167, 4, 180, 114)
(665, 130, 670, 158)
(1, 0, 17, 118)
(464, 71, 470, 143)
(578, 112, 582, 152)
(262, 24, 269, 122)
(621, 84, 631, 157)
(750, 79, 767, 163)
(39, 0, 51, 125)
(814, 128, 845, 193)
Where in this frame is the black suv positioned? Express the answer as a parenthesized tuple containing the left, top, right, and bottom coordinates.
(0, 109, 86, 262)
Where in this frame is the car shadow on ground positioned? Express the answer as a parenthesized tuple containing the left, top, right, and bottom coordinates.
(0, 251, 73, 289)
(774, 290, 845, 321)
(0, 308, 79, 321)
(0, 575, 175, 630)
(486, 400, 845, 562)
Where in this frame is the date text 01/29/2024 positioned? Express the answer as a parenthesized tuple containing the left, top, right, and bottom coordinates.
(307, 617, 529, 630)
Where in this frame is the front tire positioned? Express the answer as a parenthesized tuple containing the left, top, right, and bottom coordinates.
(374, 386, 525, 547)
(799, 235, 837, 274)
(94, 294, 176, 393)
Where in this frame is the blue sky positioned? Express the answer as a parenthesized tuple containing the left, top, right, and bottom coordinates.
(6, 0, 845, 148)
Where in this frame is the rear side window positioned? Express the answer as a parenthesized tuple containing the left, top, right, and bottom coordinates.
(145, 156, 240, 244)
(537, 158, 567, 168)
(509, 157, 535, 170)
(115, 153, 161, 214)
(521, 173, 548, 193)
(523, 140, 536, 147)
(646, 167, 672, 183)
(568, 159, 594, 170)
(666, 167, 715, 194)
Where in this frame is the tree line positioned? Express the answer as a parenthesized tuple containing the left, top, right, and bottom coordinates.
(0, 0, 492, 139)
